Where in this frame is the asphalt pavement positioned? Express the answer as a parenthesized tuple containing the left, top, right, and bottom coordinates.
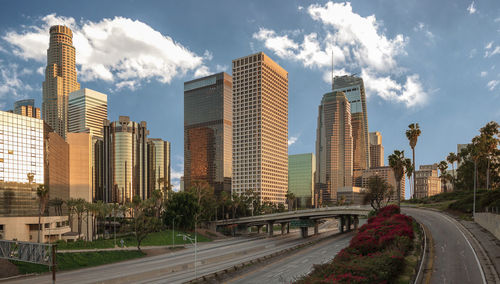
(403, 207, 486, 284)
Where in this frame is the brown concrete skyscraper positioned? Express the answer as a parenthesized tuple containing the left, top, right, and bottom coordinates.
(369, 131, 384, 167)
(315, 91, 353, 205)
(184, 72, 232, 194)
(42, 25, 80, 140)
(232, 52, 288, 204)
(333, 75, 369, 186)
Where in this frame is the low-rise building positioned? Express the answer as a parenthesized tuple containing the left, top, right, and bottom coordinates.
(415, 164, 442, 199)
(337, 186, 364, 205)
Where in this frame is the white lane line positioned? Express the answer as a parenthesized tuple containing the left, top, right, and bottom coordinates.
(433, 211, 487, 284)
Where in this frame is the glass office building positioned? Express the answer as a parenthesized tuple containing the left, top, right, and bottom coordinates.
(148, 138, 171, 192)
(288, 153, 315, 208)
(0, 111, 44, 184)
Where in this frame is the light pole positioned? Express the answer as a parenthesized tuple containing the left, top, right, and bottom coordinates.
(172, 214, 183, 249)
(178, 233, 197, 279)
(473, 159, 477, 219)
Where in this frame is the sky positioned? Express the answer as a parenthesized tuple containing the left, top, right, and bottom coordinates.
(0, 0, 499, 198)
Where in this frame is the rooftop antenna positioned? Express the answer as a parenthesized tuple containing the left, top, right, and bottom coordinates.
(331, 50, 334, 91)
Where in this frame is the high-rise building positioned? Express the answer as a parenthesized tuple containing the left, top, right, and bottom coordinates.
(68, 88, 108, 138)
(288, 153, 316, 208)
(148, 138, 171, 193)
(101, 116, 149, 203)
(0, 111, 70, 242)
(232, 52, 288, 204)
(184, 72, 232, 194)
(415, 164, 442, 199)
(42, 25, 80, 140)
(315, 91, 353, 205)
(369, 131, 384, 167)
(333, 75, 369, 186)
(13, 99, 41, 119)
(361, 166, 405, 202)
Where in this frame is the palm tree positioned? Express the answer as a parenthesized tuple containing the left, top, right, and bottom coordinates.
(404, 158, 413, 199)
(285, 192, 296, 211)
(74, 198, 87, 239)
(389, 150, 406, 206)
(36, 185, 49, 243)
(406, 123, 421, 199)
(446, 152, 459, 190)
(438, 161, 448, 193)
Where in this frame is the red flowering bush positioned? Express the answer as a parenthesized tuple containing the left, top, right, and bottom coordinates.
(296, 205, 414, 284)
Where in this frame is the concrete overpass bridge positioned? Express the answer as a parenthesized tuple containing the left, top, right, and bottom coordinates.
(211, 205, 372, 238)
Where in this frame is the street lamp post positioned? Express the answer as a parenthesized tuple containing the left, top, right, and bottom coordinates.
(172, 215, 183, 249)
(178, 233, 197, 279)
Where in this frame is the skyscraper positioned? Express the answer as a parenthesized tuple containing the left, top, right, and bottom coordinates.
(148, 138, 171, 192)
(68, 88, 108, 138)
(42, 25, 80, 140)
(232, 52, 288, 204)
(369, 131, 384, 167)
(333, 75, 369, 186)
(13, 99, 40, 119)
(184, 72, 232, 194)
(315, 91, 353, 205)
(101, 117, 149, 203)
(288, 153, 316, 208)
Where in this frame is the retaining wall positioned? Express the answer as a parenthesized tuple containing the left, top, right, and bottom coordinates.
(474, 213, 500, 240)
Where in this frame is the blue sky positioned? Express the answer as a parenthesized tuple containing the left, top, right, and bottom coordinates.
(0, 0, 499, 197)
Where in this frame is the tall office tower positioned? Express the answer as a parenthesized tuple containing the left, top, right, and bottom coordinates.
(332, 75, 369, 186)
(184, 72, 232, 194)
(101, 117, 149, 203)
(315, 91, 353, 205)
(42, 25, 80, 140)
(148, 138, 171, 192)
(369, 131, 384, 167)
(232, 52, 288, 204)
(288, 153, 316, 208)
(13, 99, 41, 119)
(68, 88, 108, 138)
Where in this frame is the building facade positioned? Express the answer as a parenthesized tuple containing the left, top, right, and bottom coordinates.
(361, 166, 405, 202)
(315, 91, 353, 206)
(288, 153, 315, 208)
(333, 75, 369, 186)
(148, 138, 171, 192)
(42, 25, 80, 140)
(415, 164, 442, 199)
(13, 99, 40, 119)
(184, 72, 232, 194)
(68, 88, 108, 138)
(369, 131, 384, 167)
(101, 117, 149, 203)
(232, 52, 288, 204)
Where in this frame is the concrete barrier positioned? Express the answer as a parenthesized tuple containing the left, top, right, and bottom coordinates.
(474, 213, 500, 240)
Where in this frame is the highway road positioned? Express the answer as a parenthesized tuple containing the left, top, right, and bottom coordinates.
(227, 232, 354, 284)
(403, 207, 486, 284)
(5, 223, 340, 284)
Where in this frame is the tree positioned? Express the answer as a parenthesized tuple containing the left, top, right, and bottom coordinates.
(474, 121, 500, 190)
(49, 198, 64, 216)
(406, 123, 421, 199)
(446, 152, 459, 190)
(363, 175, 393, 210)
(133, 200, 161, 251)
(285, 192, 296, 211)
(389, 150, 406, 206)
(218, 191, 230, 220)
(163, 191, 200, 230)
(36, 185, 49, 243)
(72, 198, 87, 239)
(438, 161, 449, 193)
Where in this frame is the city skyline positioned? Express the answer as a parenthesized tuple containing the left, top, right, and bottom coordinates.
(0, 1, 499, 198)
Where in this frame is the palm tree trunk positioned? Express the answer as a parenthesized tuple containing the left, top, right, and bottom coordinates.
(397, 181, 401, 207)
(412, 148, 416, 199)
(38, 203, 41, 243)
(86, 211, 89, 242)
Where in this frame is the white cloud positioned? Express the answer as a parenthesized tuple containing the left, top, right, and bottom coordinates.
(487, 80, 499, 91)
(3, 14, 210, 90)
(0, 63, 34, 98)
(485, 41, 493, 49)
(36, 67, 44, 75)
(413, 22, 435, 44)
(480, 71, 488, 77)
(298, 6, 304, 11)
(288, 136, 299, 146)
(252, 1, 427, 107)
(485, 46, 500, 58)
(467, 1, 477, 14)
(194, 65, 211, 78)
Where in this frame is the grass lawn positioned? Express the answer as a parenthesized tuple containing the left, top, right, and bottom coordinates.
(56, 229, 211, 250)
(11, 250, 145, 274)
